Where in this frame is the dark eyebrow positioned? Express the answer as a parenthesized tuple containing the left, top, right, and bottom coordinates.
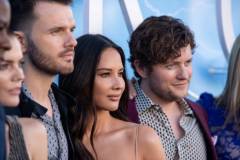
(96, 68, 124, 72)
(96, 68, 112, 72)
(170, 57, 192, 64)
(0, 59, 11, 63)
(48, 26, 64, 31)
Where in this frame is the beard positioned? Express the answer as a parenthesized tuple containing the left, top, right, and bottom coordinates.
(151, 86, 183, 102)
(26, 37, 74, 75)
(148, 78, 189, 102)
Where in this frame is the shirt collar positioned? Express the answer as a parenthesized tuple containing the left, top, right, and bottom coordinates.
(22, 83, 33, 99)
(20, 84, 48, 117)
(135, 81, 193, 116)
(177, 98, 194, 116)
(135, 81, 155, 113)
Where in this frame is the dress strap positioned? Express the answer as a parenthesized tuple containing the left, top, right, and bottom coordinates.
(135, 125, 139, 160)
(6, 116, 30, 160)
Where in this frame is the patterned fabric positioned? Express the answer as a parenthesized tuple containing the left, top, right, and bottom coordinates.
(22, 85, 68, 160)
(135, 82, 207, 160)
(6, 116, 30, 160)
(0, 107, 6, 160)
(197, 92, 240, 160)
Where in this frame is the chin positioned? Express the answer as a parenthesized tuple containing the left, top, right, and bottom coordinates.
(175, 88, 188, 96)
(108, 106, 119, 112)
(107, 103, 120, 111)
(170, 92, 187, 100)
(1, 99, 19, 107)
(176, 93, 188, 99)
(60, 66, 74, 75)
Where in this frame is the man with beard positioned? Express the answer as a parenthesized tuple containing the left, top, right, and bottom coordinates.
(127, 16, 217, 160)
(0, 0, 11, 159)
(5, 0, 77, 159)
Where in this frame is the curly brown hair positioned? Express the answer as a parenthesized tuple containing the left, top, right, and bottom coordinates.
(129, 15, 196, 78)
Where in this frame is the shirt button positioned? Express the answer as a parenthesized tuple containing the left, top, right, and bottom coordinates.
(165, 123, 170, 127)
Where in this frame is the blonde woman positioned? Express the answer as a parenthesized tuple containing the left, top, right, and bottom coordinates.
(197, 35, 240, 159)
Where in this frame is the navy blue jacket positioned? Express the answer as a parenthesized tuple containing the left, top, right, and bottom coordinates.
(0, 107, 6, 160)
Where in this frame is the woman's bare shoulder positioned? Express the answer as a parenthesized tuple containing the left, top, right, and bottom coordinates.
(137, 125, 166, 160)
(138, 125, 159, 142)
(115, 123, 165, 159)
(113, 122, 153, 139)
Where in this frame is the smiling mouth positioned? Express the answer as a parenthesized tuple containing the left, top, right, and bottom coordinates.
(174, 83, 188, 86)
(173, 83, 189, 89)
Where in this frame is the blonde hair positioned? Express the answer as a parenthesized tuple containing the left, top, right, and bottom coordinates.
(217, 35, 240, 127)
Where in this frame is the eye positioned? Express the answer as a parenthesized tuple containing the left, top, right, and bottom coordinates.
(0, 24, 5, 31)
(19, 60, 25, 68)
(50, 28, 64, 35)
(70, 27, 75, 32)
(118, 71, 123, 77)
(0, 63, 9, 70)
(165, 64, 175, 70)
(185, 59, 192, 66)
(99, 72, 110, 78)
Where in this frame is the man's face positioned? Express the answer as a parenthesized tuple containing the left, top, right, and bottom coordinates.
(26, 1, 77, 75)
(141, 45, 193, 102)
(0, 0, 11, 53)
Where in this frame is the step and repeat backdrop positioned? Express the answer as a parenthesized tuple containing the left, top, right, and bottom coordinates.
(71, 0, 240, 99)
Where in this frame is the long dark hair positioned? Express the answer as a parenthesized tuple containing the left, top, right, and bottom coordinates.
(59, 34, 129, 160)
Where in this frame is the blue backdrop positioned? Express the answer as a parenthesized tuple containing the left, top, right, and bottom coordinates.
(71, 0, 240, 99)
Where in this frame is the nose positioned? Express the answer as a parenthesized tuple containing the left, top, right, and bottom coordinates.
(12, 67, 25, 83)
(112, 77, 125, 90)
(0, 31, 11, 52)
(177, 66, 191, 80)
(65, 32, 77, 48)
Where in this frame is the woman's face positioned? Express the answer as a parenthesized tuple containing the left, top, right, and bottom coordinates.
(93, 47, 125, 111)
(0, 35, 24, 107)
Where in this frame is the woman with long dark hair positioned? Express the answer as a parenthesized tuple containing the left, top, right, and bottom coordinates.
(59, 34, 165, 160)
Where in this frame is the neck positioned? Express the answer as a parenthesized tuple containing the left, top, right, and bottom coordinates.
(23, 62, 55, 110)
(86, 110, 113, 136)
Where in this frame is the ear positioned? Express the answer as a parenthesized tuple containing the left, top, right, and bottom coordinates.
(133, 60, 148, 78)
(13, 31, 27, 54)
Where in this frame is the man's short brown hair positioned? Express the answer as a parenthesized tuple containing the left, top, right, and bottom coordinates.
(129, 15, 196, 78)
